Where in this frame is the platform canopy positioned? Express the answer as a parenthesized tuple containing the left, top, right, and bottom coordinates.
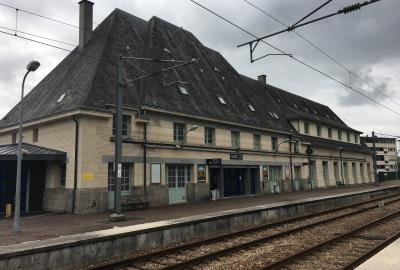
(0, 143, 66, 161)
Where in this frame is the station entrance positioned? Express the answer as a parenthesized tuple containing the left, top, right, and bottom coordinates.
(209, 166, 259, 198)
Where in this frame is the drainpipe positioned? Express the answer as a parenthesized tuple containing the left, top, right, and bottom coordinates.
(143, 119, 147, 201)
(289, 135, 294, 191)
(72, 116, 79, 214)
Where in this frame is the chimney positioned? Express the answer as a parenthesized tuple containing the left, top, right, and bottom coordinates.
(79, 0, 94, 49)
(257, 74, 267, 85)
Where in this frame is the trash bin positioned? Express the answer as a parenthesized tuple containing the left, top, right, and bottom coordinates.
(211, 189, 218, 201)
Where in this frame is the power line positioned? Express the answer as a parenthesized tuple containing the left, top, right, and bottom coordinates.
(0, 25, 75, 47)
(189, 0, 400, 119)
(0, 2, 98, 31)
(238, 0, 382, 47)
(243, 0, 400, 107)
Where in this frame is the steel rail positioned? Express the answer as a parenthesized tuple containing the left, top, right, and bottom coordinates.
(90, 193, 400, 270)
(340, 230, 400, 270)
(260, 208, 400, 269)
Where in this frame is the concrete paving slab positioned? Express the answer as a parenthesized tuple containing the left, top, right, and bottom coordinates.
(0, 181, 398, 248)
(356, 238, 400, 270)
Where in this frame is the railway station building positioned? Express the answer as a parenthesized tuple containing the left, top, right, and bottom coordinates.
(0, 1, 375, 214)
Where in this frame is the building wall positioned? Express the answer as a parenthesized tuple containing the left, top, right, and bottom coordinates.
(0, 111, 375, 214)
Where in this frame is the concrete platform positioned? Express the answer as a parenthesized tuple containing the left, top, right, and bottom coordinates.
(356, 238, 400, 270)
(0, 181, 400, 270)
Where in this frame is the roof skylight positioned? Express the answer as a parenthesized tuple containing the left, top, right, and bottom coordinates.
(57, 93, 66, 103)
(214, 67, 220, 72)
(178, 86, 188, 95)
(248, 104, 255, 112)
(293, 104, 298, 108)
(163, 47, 172, 54)
(217, 96, 226, 104)
(273, 112, 279, 119)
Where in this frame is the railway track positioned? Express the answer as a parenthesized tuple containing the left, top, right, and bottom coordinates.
(90, 194, 400, 270)
(262, 209, 400, 270)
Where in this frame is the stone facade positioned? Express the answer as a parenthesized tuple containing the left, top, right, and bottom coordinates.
(0, 109, 375, 214)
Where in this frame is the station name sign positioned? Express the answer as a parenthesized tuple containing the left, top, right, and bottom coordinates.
(230, 153, 243, 160)
(206, 158, 222, 166)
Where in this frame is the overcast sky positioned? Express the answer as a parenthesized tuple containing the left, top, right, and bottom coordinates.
(0, 0, 399, 137)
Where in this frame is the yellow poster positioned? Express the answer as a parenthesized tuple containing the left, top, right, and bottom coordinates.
(82, 173, 94, 181)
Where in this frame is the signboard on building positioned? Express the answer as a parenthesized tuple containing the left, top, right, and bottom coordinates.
(197, 164, 206, 182)
(230, 153, 243, 160)
(206, 158, 222, 166)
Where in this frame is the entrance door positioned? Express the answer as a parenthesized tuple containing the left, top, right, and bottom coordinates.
(108, 163, 131, 210)
(269, 166, 281, 193)
(293, 166, 301, 191)
(167, 165, 189, 204)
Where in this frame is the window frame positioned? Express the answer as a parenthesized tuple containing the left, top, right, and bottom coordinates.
(231, 131, 240, 149)
(112, 114, 131, 137)
(271, 136, 278, 152)
(253, 134, 261, 150)
(33, 128, 39, 142)
(317, 125, 321, 137)
(328, 128, 332, 139)
(338, 130, 342, 140)
(60, 163, 66, 187)
(304, 122, 310, 135)
(204, 127, 215, 145)
(173, 122, 186, 143)
(107, 162, 131, 192)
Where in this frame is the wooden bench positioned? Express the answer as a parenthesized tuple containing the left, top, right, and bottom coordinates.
(121, 195, 150, 210)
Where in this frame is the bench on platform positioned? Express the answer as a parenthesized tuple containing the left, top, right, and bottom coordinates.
(121, 195, 150, 210)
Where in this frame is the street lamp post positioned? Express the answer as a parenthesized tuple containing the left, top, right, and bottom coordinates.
(13, 60, 40, 232)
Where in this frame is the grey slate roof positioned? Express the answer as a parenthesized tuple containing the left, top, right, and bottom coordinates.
(0, 8, 363, 152)
(0, 143, 66, 160)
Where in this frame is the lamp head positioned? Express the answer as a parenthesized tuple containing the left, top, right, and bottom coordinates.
(189, 125, 198, 132)
(26, 60, 40, 72)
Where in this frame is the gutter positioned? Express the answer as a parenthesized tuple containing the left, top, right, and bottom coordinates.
(72, 116, 79, 214)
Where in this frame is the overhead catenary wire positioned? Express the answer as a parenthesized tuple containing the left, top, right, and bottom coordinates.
(0, 25, 76, 47)
(0, 2, 98, 31)
(243, 0, 400, 107)
(189, 0, 400, 119)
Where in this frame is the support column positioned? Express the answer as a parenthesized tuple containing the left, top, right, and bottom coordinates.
(218, 167, 224, 198)
(245, 168, 251, 195)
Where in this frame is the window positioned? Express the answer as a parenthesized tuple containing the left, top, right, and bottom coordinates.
(253, 134, 261, 150)
(57, 93, 66, 103)
(108, 163, 130, 192)
(204, 127, 215, 145)
(174, 123, 186, 142)
(293, 140, 300, 153)
(347, 132, 350, 142)
(355, 134, 359, 143)
(323, 161, 329, 181)
(112, 114, 131, 136)
(60, 163, 66, 187)
(352, 163, 357, 181)
(248, 104, 255, 112)
(151, 163, 161, 184)
(12, 133, 17, 144)
(33, 128, 39, 142)
(217, 96, 226, 104)
(178, 86, 188, 95)
(333, 162, 339, 180)
(304, 122, 310, 134)
(338, 130, 342, 140)
(231, 131, 240, 148)
(317, 125, 321, 137)
(167, 165, 191, 188)
(271, 136, 278, 152)
(328, 128, 332, 139)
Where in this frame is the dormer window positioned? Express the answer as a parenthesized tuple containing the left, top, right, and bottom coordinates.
(248, 104, 255, 112)
(178, 86, 188, 95)
(57, 93, 66, 103)
(217, 96, 226, 104)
